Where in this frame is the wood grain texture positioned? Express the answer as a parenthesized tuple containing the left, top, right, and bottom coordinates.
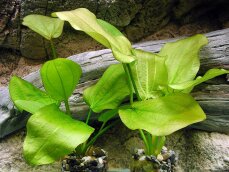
(0, 28, 228, 138)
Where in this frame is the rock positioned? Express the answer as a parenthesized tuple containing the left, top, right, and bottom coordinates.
(125, 0, 175, 41)
(166, 130, 229, 171)
(157, 154, 164, 161)
(20, 30, 47, 59)
(0, 0, 20, 49)
(0, 131, 60, 172)
(0, 0, 228, 58)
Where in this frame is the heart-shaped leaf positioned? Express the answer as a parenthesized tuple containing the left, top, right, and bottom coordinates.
(131, 49, 168, 100)
(22, 15, 64, 40)
(40, 58, 82, 101)
(83, 64, 130, 113)
(9, 76, 59, 114)
(119, 93, 206, 136)
(23, 104, 94, 165)
(52, 8, 134, 63)
(159, 34, 208, 85)
(170, 68, 229, 92)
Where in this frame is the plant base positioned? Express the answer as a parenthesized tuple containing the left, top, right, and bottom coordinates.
(130, 147, 176, 172)
(62, 147, 108, 172)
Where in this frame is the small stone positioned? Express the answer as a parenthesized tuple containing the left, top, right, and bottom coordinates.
(139, 155, 146, 161)
(161, 146, 168, 154)
(97, 157, 104, 168)
(93, 148, 106, 157)
(162, 152, 171, 161)
(169, 150, 176, 164)
(162, 146, 168, 151)
(65, 164, 69, 171)
(62, 160, 67, 165)
(147, 155, 161, 166)
(157, 154, 164, 161)
(134, 148, 145, 157)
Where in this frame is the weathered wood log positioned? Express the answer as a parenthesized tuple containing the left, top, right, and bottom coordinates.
(0, 28, 228, 138)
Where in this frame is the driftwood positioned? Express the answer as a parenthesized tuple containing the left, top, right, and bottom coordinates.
(0, 28, 228, 138)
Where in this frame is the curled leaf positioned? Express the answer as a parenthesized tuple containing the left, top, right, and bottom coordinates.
(52, 8, 134, 63)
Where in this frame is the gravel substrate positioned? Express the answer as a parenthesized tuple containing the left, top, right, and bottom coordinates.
(131, 147, 177, 172)
(62, 147, 108, 172)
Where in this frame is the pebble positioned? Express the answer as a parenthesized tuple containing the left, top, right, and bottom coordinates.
(157, 154, 164, 161)
(139, 155, 146, 161)
(169, 150, 176, 164)
(162, 152, 171, 161)
(93, 148, 106, 157)
(65, 164, 69, 171)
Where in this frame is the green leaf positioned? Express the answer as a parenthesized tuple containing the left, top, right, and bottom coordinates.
(52, 8, 134, 63)
(23, 104, 94, 165)
(9, 76, 59, 114)
(119, 93, 206, 136)
(170, 69, 229, 92)
(159, 34, 208, 85)
(98, 109, 118, 123)
(22, 15, 64, 40)
(83, 64, 130, 113)
(40, 58, 82, 101)
(170, 68, 229, 93)
(131, 49, 168, 100)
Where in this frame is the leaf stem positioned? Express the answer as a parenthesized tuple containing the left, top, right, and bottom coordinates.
(126, 64, 141, 101)
(146, 132, 153, 155)
(85, 120, 119, 152)
(122, 64, 134, 104)
(50, 39, 57, 59)
(64, 99, 71, 115)
(86, 108, 92, 125)
(139, 129, 150, 155)
(99, 121, 106, 133)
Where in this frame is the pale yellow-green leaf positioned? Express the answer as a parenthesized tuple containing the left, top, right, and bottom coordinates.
(159, 34, 208, 85)
(119, 93, 206, 136)
(170, 68, 229, 92)
(52, 8, 134, 63)
(22, 15, 64, 40)
(131, 49, 168, 100)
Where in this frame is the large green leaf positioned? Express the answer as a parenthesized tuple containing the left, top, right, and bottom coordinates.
(159, 34, 208, 85)
(52, 8, 134, 63)
(83, 64, 130, 113)
(24, 104, 94, 165)
(170, 68, 229, 92)
(9, 76, 59, 114)
(22, 15, 64, 40)
(131, 49, 168, 100)
(119, 93, 206, 136)
(40, 58, 82, 101)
